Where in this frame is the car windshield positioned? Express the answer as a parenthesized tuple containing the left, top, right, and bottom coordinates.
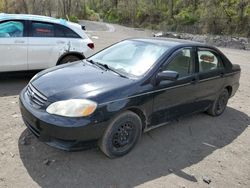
(89, 40, 169, 77)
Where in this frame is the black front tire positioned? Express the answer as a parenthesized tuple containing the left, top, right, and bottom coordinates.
(58, 55, 81, 65)
(207, 89, 229, 116)
(99, 111, 142, 158)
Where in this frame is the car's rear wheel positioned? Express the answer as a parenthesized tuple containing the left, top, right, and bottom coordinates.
(99, 111, 142, 158)
(58, 55, 81, 65)
(207, 88, 229, 116)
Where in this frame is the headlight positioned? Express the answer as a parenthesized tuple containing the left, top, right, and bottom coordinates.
(46, 99, 97, 117)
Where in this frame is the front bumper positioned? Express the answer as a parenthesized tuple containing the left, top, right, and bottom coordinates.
(19, 87, 107, 151)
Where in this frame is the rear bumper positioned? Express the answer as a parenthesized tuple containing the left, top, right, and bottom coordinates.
(231, 82, 240, 97)
(19, 88, 107, 151)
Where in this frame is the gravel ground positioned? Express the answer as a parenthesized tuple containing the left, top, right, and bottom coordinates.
(0, 21, 249, 188)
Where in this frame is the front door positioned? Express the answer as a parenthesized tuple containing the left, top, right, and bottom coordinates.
(0, 20, 28, 72)
(151, 47, 198, 126)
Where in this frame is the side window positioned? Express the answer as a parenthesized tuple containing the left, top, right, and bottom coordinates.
(163, 48, 193, 78)
(64, 26, 80, 38)
(0, 21, 24, 38)
(55, 25, 65, 38)
(31, 22, 54, 37)
(55, 24, 80, 38)
(198, 50, 223, 73)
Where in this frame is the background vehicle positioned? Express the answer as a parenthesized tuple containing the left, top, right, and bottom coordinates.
(0, 13, 94, 72)
(19, 38, 241, 158)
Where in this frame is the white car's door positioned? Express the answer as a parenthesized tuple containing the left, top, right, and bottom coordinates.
(0, 20, 28, 72)
(28, 21, 59, 70)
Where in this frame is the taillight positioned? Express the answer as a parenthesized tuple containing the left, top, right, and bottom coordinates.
(87, 43, 94, 49)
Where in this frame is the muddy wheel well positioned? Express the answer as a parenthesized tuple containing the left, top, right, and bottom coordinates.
(225, 86, 232, 97)
(127, 108, 147, 131)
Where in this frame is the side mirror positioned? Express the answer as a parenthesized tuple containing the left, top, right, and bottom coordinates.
(157, 70, 179, 82)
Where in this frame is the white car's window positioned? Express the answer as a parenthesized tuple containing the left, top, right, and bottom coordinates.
(55, 24, 80, 38)
(90, 40, 169, 77)
(31, 22, 54, 37)
(0, 21, 24, 38)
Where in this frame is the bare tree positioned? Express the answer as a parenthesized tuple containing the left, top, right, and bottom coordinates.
(21, 0, 29, 13)
(3, 0, 8, 12)
(60, 0, 72, 17)
(168, 0, 174, 18)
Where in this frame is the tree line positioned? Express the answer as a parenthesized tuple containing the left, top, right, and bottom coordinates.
(0, 0, 250, 37)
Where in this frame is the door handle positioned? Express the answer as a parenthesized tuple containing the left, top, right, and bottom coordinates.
(14, 40, 25, 44)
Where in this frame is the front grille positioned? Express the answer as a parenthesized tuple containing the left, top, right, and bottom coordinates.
(26, 84, 47, 107)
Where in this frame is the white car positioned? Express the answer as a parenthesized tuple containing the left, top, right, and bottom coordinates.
(0, 13, 94, 72)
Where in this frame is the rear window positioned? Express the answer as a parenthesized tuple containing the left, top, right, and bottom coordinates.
(31, 22, 54, 37)
(55, 24, 80, 38)
(198, 49, 223, 73)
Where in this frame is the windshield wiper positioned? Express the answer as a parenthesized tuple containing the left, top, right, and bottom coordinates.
(85, 59, 106, 70)
(101, 64, 128, 78)
(86, 59, 128, 78)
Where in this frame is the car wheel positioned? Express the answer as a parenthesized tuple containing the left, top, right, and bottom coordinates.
(58, 55, 81, 65)
(99, 111, 142, 158)
(207, 88, 229, 116)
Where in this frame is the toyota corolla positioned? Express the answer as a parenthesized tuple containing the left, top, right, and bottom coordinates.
(19, 38, 241, 158)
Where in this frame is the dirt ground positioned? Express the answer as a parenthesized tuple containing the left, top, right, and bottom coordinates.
(0, 21, 249, 188)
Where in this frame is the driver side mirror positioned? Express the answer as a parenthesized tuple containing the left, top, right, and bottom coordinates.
(157, 70, 179, 82)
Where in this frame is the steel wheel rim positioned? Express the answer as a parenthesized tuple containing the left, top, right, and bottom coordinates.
(112, 121, 136, 150)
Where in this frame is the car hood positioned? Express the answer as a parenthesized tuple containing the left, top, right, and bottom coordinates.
(31, 62, 134, 101)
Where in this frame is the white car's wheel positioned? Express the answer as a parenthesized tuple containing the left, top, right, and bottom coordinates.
(58, 55, 81, 65)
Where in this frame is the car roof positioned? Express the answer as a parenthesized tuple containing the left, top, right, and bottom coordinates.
(131, 37, 213, 49)
(0, 13, 68, 26)
(0, 13, 88, 39)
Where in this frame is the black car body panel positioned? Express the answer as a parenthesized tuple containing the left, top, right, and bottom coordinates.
(31, 62, 135, 102)
(19, 38, 241, 151)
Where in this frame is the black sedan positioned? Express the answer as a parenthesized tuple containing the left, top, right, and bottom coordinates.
(19, 38, 241, 158)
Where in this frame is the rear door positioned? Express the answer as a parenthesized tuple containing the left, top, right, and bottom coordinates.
(0, 20, 28, 72)
(194, 47, 225, 109)
(54, 23, 81, 59)
(28, 21, 59, 70)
